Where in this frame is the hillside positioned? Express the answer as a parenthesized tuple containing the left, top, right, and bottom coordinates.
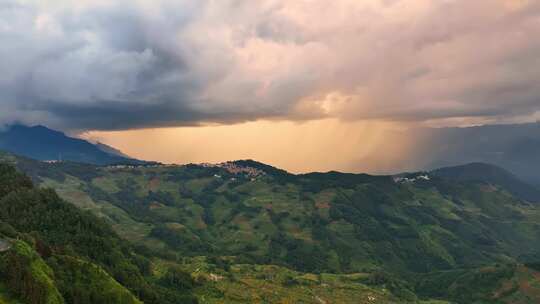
(2, 153, 540, 303)
(36, 161, 540, 273)
(408, 123, 540, 187)
(0, 157, 410, 303)
(0, 125, 148, 165)
(0, 163, 198, 304)
(431, 163, 540, 203)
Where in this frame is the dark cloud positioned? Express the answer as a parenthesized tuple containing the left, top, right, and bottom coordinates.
(1, 0, 540, 131)
(32, 99, 284, 131)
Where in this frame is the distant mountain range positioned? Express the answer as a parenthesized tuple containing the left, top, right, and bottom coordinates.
(359, 122, 540, 187)
(431, 162, 540, 203)
(0, 125, 150, 165)
(3, 123, 540, 189)
(415, 122, 540, 186)
(1, 123, 539, 202)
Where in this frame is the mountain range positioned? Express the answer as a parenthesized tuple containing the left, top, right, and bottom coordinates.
(1, 124, 540, 303)
(430, 162, 540, 203)
(383, 122, 540, 187)
(1, 148, 540, 303)
(3, 122, 540, 187)
(0, 125, 149, 166)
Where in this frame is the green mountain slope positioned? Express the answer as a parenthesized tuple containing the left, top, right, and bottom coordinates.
(27, 160, 540, 273)
(0, 163, 198, 304)
(415, 263, 540, 303)
(1, 240, 64, 304)
(431, 162, 540, 203)
(2, 152, 540, 303)
(0, 157, 409, 303)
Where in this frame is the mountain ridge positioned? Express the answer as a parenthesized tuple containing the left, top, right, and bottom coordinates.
(416, 122, 540, 186)
(431, 162, 540, 203)
(0, 124, 150, 166)
(2, 150, 540, 302)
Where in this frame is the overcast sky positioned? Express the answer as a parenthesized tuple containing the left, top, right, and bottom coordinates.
(2, 0, 540, 131)
(2, 0, 540, 171)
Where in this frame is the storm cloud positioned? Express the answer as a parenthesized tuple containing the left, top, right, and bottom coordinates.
(1, 0, 540, 131)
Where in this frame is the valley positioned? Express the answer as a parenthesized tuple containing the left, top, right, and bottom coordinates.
(2, 151, 540, 303)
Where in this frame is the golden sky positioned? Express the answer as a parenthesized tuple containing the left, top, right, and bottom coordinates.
(3, 0, 540, 172)
(84, 119, 416, 173)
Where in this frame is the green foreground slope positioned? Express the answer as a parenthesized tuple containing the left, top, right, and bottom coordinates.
(0, 159, 403, 304)
(0, 163, 198, 304)
(22, 159, 540, 273)
(2, 152, 540, 303)
(0, 240, 63, 304)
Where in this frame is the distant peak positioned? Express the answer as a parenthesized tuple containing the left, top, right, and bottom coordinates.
(0, 123, 147, 166)
(432, 162, 540, 203)
(7, 124, 63, 134)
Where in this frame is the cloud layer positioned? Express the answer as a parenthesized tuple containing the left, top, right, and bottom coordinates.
(1, 0, 540, 130)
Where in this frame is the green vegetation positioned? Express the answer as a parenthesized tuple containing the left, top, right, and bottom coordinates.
(0, 163, 198, 304)
(415, 264, 540, 304)
(27, 160, 540, 275)
(431, 162, 540, 202)
(0, 241, 63, 304)
(2, 152, 540, 303)
(0, 283, 23, 304)
(48, 255, 142, 304)
(176, 257, 400, 304)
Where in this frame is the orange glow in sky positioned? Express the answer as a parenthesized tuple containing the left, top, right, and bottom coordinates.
(83, 119, 415, 173)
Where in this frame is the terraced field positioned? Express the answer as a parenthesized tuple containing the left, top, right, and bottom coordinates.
(4, 152, 540, 303)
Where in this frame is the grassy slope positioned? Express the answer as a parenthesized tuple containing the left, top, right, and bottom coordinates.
(0, 240, 64, 304)
(0, 224, 142, 304)
(415, 264, 540, 303)
(4, 153, 540, 303)
(48, 255, 142, 304)
(0, 161, 200, 304)
(156, 257, 400, 304)
(41, 165, 540, 272)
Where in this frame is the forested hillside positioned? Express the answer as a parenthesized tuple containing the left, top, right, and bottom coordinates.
(0, 163, 198, 304)
(16, 158, 540, 274)
(2, 152, 540, 303)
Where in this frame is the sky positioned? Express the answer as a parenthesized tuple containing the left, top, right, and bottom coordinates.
(82, 119, 416, 173)
(2, 0, 540, 172)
